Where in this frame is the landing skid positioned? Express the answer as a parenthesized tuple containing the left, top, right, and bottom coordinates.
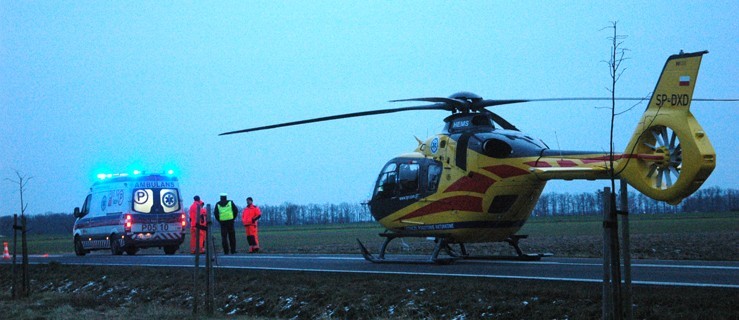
(357, 237, 459, 265)
(357, 233, 551, 265)
(456, 235, 552, 261)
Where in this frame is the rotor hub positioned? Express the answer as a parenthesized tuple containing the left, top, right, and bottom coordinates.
(652, 146, 671, 167)
(449, 91, 483, 103)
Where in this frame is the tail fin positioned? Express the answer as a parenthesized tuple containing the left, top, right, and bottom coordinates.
(616, 51, 715, 204)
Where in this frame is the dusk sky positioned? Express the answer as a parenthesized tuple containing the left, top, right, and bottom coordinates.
(1, 1, 737, 215)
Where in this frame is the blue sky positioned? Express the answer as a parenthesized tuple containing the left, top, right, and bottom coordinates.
(1, 1, 737, 215)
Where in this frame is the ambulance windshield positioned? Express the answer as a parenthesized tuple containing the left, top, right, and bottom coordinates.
(132, 188, 181, 214)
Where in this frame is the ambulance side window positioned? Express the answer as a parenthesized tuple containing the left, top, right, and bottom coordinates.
(79, 194, 91, 218)
(90, 192, 106, 218)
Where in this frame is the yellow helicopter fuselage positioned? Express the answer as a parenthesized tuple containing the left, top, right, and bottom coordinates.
(367, 51, 715, 244)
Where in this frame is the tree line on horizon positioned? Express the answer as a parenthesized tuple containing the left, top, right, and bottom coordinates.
(1, 186, 736, 236)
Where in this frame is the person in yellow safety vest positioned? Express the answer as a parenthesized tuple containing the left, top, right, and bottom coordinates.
(214, 193, 238, 254)
(189, 195, 207, 254)
(241, 197, 262, 253)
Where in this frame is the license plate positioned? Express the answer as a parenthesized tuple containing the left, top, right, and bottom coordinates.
(140, 223, 173, 232)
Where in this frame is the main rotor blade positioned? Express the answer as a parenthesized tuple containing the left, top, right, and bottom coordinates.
(522, 97, 738, 102)
(476, 99, 529, 107)
(389, 97, 464, 107)
(219, 104, 446, 136)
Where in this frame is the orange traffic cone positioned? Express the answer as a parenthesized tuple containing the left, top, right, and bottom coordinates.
(2, 242, 9, 260)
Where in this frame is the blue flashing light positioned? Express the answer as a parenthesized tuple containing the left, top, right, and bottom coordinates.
(133, 170, 141, 175)
(96, 172, 129, 180)
(167, 169, 175, 175)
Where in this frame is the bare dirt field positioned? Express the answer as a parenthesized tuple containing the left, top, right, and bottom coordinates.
(1, 214, 737, 319)
(1, 263, 737, 320)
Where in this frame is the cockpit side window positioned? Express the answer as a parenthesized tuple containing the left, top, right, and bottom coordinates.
(427, 164, 442, 192)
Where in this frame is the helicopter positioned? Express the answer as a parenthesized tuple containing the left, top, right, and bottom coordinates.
(221, 51, 716, 264)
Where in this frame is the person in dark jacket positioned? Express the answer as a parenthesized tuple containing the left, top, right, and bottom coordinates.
(214, 193, 238, 254)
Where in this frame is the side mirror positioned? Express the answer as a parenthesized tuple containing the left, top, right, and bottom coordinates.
(73, 207, 82, 218)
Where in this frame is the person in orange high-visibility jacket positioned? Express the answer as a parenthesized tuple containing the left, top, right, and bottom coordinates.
(241, 197, 262, 253)
(189, 195, 207, 254)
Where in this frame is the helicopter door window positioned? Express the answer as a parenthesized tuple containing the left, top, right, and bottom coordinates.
(398, 163, 420, 194)
(427, 164, 442, 192)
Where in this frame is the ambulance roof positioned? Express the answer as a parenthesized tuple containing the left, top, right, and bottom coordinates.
(92, 173, 178, 187)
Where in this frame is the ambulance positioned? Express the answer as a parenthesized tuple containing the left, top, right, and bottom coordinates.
(73, 171, 186, 255)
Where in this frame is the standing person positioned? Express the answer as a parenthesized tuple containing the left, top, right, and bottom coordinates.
(214, 193, 238, 254)
(241, 197, 262, 253)
(189, 195, 207, 254)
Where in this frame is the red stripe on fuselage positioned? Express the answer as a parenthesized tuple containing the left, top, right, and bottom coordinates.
(483, 165, 530, 178)
(444, 173, 496, 194)
(393, 195, 482, 221)
(556, 160, 578, 167)
(524, 161, 552, 167)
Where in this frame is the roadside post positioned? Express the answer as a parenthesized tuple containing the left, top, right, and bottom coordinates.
(12, 214, 18, 298)
(205, 203, 215, 315)
(603, 183, 633, 320)
(602, 188, 613, 319)
(620, 180, 633, 320)
(192, 202, 202, 315)
(11, 213, 30, 298)
(21, 214, 29, 297)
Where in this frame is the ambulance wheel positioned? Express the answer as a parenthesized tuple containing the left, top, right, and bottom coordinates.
(163, 245, 179, 255)
(125, 246, 138, 255)
(74, 236, 87, 256)
(110, 237, 123, 255)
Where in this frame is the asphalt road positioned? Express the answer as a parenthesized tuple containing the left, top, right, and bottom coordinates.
(5, 252, 737, 289)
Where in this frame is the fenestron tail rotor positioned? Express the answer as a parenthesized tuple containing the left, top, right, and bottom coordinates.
(644, 126, 682, 189)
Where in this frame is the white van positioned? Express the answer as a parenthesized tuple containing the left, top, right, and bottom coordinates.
(73, 172, 186, 255)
